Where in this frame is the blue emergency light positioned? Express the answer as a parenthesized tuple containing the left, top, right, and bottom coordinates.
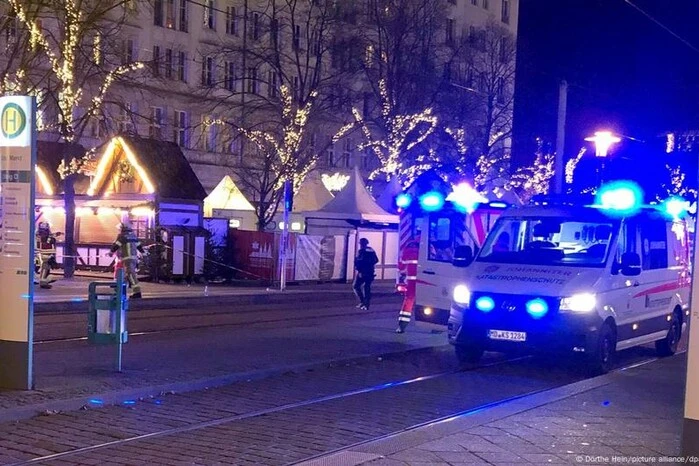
(446, 182, 487, 213)
(526, 298, 549, 319)
(662, 196, 688, 219)
(395, 193, 413, 209)
(475, 296, 495, 312)
(419, 191, 445, 211)
(594, 181, 643, 217)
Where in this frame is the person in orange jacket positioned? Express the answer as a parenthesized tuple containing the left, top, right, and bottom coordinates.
(396, 239, 419, 333)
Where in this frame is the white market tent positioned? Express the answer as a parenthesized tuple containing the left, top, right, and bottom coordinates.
(305, 167, 398, 224)
(204, 175, 255, 216)
(292, 173, 334, 212)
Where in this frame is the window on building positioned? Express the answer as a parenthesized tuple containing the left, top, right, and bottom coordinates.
(341, 138, 352, 168)
(178, 51, 187, 82)
(90, 115, 107, 139)
(229, 135, 242, 158)
(152, 45, 161, 76)
(471, 0, 478, 5)
(246, 67, 258, 94)
(501, 0, 510, 24)
(226, 6, 238, 35)
(446, 18, 455, 44)
(448, 0, 456, 4)
(249, 12, 260, 40)
(483, 0, 489, 9)
(154, 0, 164, 26)
(468, 25, 476, 45)
(293, 24, 301, 50)
(203, 117, 217, 152)
(118, 103, 135, 134)
(496, 77, 505, 104)
(179, 0, 189, 32)
(174, 110, 189, 147)
(361, 150, 371, 169)
(326, 143, 335, 167)
(150, 107, 163, 138)
(270, 18, 279, 46)
(267, 70, 277, 98)
(499, 39, 508, 63)
(203, 0, 216, 30)
(165, 48, 173, 78)
(202, 56, 214, 87)
(166, 0, 175, 28)
(224, 61, 236, 92)
(122, 39, 135, 64)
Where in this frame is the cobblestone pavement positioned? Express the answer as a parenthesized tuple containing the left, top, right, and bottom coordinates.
(0, 345, 662, 465)
(304, 355, 684, 466)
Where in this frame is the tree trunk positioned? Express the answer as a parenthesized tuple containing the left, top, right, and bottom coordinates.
(61, 144, 79, 278)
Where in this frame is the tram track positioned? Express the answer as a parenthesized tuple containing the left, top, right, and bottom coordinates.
(4, 350, 662, 466)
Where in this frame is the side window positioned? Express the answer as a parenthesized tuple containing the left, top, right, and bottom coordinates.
(668, 222, 688, 267)
(615, 219, 638, 264)
(640, 219, 668, 270)
(428, 216, 452, 262)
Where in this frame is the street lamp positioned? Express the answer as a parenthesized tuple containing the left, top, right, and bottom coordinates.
(585, 131, 621, 186)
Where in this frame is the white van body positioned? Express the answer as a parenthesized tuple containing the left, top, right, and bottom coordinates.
(415, 205, 506, 325)
(447, 204, 690, 372)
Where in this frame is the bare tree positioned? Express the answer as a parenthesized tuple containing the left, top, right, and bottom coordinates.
(7, 0, 147, 276)
(202, 0, 354, 230)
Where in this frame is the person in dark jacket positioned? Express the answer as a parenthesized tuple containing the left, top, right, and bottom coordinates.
(353, 238, 379, 310)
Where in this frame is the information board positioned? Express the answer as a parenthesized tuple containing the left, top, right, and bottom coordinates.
(0, 95, 36, 390)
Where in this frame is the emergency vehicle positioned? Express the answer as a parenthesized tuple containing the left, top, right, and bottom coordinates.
(447, 186, 691, 373)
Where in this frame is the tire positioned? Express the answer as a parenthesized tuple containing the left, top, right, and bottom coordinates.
(655, 313, 680, 357)
(455, 343, 484, 364)
(587, 323, 616, 375)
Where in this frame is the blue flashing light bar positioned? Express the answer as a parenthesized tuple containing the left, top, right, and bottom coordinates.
(526, 298, 548, 319)
(488, 202, 509, 209)
(475, 296, 495, 313)
(419, 191, 445, 211)
(662, 196, 689, 219)
(594, 181, 643, 217)
(395, 193, 413, 209)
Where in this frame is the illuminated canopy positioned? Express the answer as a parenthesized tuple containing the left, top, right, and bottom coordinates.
(204, 175, 255, 215)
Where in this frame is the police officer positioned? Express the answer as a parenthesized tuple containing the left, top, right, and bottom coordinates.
(353, 238, 379, 310)
(109, 221, 145, 299)
(396, 240, 419, 333)
(35, 222, 57, 289)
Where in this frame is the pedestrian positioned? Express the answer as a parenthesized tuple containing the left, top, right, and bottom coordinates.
(396, 239, 419, 333)
(108, 221, 145, 299)
(35, 222, 58, 289)
(353, 238, 379, 310)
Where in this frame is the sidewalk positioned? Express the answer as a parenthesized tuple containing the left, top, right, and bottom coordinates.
(302, 355, 685, 465)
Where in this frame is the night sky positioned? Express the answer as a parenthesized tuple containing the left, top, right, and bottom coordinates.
(513, 0, 699, 166)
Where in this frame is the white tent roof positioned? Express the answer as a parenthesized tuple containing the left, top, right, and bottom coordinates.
(307, 167, 398, 224)
(204, 175, 255, 215)
(292, 173, 334, 212)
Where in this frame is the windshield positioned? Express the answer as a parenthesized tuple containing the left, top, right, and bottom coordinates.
(476, 216, 619, 267)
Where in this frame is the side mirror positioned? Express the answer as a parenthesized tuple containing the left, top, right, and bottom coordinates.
(620, 252, 641, 276)
(453, 245, 474, 268)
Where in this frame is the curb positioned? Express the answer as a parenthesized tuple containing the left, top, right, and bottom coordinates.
(0, 345, 449, 424)
(296, 357, 664, 466)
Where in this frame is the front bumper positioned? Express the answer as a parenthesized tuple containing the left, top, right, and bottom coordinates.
(448, 302, 604, 354)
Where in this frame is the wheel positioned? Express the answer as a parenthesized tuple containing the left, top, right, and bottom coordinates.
(455, 343, 484, 364)
(655, 313, 680, 357)
(587, 323, 616, 375)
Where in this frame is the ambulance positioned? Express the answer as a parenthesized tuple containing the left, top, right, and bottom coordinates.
(447, 190, 691, 373)
(413, 201, 510, 325)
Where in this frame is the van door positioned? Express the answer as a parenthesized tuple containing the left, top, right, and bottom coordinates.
(625, 214, 676, 338)
(416, 212, 477, 314)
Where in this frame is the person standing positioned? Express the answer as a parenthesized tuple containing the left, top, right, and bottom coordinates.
(353, 238, 379, 310)
(396, 240, 419, 333)
(35, 222, 57, 289)
(109, 221, 145, 299)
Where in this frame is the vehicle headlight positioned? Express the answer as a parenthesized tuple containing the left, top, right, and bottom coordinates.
(560, 293, 596, 313)
(453, 284, 471, 305)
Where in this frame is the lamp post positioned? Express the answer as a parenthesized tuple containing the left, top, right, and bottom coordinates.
(585, 131, 620, 187)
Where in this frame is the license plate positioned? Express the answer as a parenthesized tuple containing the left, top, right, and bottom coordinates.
(488, 329, 526, 342)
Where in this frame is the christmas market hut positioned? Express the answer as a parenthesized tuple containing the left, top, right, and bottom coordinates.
(203, 175, 258, 230)
(36, 135, 209, 278)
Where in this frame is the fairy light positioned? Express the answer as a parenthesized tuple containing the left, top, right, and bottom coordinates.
(35, 166, 54, 195)
(347, 79, 437, 183)
(118, 137, 156, 194)
(565, 147, 587, 184)
(87, 139, 117, 196)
